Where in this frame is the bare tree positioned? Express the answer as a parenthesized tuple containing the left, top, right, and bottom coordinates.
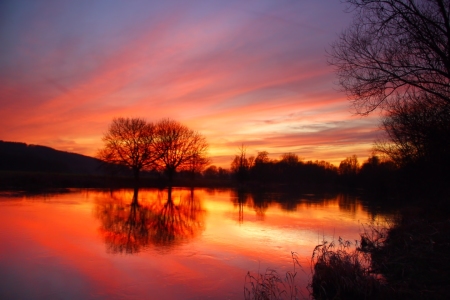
(254, 151, 270, 164)
(375, 96, 450, 166)
(153, 119, 209, 182)
(339, 155, 359, 176)
(329, 0, 450, 115)
(230, 144, 253, 182)
(97, 117, 157, 182)
(185, 152, 210, 179)
(280, 153, 301, 165)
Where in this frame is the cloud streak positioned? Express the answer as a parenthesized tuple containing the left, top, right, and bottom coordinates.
(0, 0, 378, 166)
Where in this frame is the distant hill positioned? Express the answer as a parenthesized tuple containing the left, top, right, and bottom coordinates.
(0, 140, 103, 174)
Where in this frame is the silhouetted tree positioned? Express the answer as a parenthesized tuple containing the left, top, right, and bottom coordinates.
(359, 155, 397, 194)
(185, 152, 210, 180)
(329, 0, 450, 115)
(230, 145, 253, 182)
(97, 117, 157, 182)
(153, 119, 209, 183)
(374, 96, 450, 189)
(280, 153, 300, 165)
(251, 151, 273, 184)
(302, 160, 339, 186)
(217, 167, 231, 180)
(339, 155, 359, 176)
(203, 165, 231, 180)
(229, 149, 341, 187)
(254, 151, 270, 164)
(203, 165, 219, 179)
(375, 97, 450, 167)
(339, 155, 359, 187)
(277, 153, 302, 184)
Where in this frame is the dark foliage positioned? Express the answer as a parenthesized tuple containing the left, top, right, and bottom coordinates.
(375, 97, 450, 189)
(310, 238, 385, 300)
(358, 155, 398, 195)
(360, 204, 450, 299)
(329, 0, 450, 114)
(310, 200, 450, 300)
(230, 150, 339, 188)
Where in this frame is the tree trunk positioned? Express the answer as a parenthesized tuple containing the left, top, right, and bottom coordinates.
(133, 167, 140, 187)
(166, 167, 175, 186)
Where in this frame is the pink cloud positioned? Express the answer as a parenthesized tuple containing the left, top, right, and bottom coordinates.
(0, 1, 378, 166)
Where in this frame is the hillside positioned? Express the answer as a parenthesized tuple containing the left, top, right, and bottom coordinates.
(0, 140, 103, 175)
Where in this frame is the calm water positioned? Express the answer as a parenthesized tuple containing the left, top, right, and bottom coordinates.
(0, 188, 393, 299)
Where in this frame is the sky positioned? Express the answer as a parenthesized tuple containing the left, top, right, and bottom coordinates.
(0, 0, 382, 168)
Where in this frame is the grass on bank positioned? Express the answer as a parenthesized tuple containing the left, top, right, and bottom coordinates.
(310, 237, 384, 300)
(245, 201, 450, 299)
(244, 252, 308, 300)
(361, 204, 450, 299)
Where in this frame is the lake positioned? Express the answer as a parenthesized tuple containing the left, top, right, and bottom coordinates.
(0, 188, 394, 299)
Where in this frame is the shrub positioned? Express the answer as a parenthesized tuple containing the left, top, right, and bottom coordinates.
(244, 252, 307, 300)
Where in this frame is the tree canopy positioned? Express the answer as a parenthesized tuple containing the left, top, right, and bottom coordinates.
(153, 119, 209, 181)
(98, 117, 209, 183)
(375, 96, 450, 167)
(330, 0, 450, 114)
(97, 117, 157, 181)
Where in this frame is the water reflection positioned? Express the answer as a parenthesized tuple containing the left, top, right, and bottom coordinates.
(0, 188, 399, 299)
(95, 187, 205, 254)
(231, 190, 338, 212)
(230, 189, 395, 224)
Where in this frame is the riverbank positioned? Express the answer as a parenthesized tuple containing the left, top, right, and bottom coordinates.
(311, 195, 450, 299)
(0, 170, 236, 191)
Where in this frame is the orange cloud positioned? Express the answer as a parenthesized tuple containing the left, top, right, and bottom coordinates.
(0, 1, 377, 167)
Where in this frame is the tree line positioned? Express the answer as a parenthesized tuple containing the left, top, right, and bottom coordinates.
(204, 146, 397, 193)
(98, 116, 443, 194)
(225, 146, 338, 186)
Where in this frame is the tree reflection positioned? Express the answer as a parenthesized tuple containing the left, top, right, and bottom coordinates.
(232, 190, 270, 223)
(228, 188, 395, 224)
(95, 187, 205, 254)
(150, 188, 204, 246)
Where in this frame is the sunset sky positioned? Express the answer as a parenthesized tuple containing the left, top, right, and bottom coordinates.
(0, 0, 382, 167)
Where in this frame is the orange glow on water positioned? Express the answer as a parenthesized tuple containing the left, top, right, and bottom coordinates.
(0, 188, 392, 298)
